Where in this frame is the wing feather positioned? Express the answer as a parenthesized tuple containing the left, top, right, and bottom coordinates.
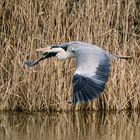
(72, 46, 110, 104)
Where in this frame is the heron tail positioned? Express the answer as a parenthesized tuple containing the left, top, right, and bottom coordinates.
(114, 55, 133, 60)
(107, 53, 132, 60)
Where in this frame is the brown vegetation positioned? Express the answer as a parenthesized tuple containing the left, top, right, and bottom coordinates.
(0, 0, 140, 111)
(1, 111, 140, 140)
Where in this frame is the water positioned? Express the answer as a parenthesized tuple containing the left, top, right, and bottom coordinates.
(0, 111, 140, 140)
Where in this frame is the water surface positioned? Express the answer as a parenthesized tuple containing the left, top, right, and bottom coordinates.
(0, 111, 140, 140)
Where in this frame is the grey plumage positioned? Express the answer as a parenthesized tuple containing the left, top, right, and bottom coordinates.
(67, 43, 110, 104)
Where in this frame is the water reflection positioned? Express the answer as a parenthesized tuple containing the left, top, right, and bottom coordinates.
(0, 111, 140, 140)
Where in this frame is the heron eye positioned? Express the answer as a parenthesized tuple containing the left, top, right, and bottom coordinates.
(71, 47, 75, 52)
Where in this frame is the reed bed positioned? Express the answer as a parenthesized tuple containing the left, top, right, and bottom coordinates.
(0, 0, 139, 111)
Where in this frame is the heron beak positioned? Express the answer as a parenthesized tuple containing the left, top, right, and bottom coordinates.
(35, 47, 50, 52)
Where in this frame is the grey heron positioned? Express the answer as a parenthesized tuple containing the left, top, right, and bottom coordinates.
(25, 41, 131, 105)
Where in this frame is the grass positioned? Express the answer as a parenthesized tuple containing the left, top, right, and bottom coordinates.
(0, 0, 140, 111)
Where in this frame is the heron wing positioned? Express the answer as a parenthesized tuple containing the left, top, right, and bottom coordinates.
(72, 46, 110, 104)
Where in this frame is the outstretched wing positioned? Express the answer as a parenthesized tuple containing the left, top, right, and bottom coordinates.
(72, 46, 110, 104)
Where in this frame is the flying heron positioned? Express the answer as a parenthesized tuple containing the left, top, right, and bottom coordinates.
(25, 41, 131, 106)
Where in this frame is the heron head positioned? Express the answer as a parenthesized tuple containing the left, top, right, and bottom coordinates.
(35, 45, 67, 60)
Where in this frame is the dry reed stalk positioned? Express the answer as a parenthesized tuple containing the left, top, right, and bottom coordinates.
(0, 0, 139, 111)
(0, 111, 140, 140)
